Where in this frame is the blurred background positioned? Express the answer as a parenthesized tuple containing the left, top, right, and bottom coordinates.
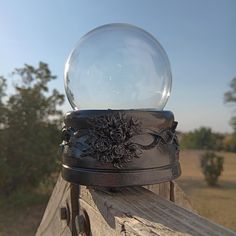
(0, 0, 235, 235)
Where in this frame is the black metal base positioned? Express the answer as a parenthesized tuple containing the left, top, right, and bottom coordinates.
(61, 110, 181, 187)
(62, 162, 181, 187)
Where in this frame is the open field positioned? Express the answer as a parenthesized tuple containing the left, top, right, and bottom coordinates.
(0, 182, 53, 236)
(177, 150, 236, 231)
(0, 203, 46, 236)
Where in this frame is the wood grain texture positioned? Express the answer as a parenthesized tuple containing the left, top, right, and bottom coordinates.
(36, 175, 72, 236)
(36, 176, 236, 236)
(80, 186, 235, 236)
(145, 181, 193, 211)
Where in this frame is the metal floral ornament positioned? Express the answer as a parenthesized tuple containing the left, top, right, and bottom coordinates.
(82, 113, 142, 168)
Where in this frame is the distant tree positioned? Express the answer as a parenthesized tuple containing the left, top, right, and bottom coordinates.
(0, 62, 64, 194)
(0, 77, 8, 189)
(224, 77, 236, 131)
(181, 127, 224, 150)
(224, 132, 236, 152)
(0, 76, 6, 101)
(200, 151, 224, 186)
(0, 77, 7, 125)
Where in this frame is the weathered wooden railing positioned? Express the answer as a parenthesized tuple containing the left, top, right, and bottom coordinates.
(36, 175, 236, 236)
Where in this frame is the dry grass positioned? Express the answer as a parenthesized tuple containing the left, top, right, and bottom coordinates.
(0, 204, 46, 236)
(177, 150, 236, 231)
(0, 183, 53, 236)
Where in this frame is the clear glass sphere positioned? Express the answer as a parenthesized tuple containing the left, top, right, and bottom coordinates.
(64, 23, 172, 110)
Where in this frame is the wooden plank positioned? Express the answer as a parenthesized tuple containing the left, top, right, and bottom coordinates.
(145, 182, 171, 200)
(80, 186, 235, 236)
(171, 181, 193, 210)
(36, 175, 73, 236)
(37, 176, 236, 236)
(145, 181, 193, 211)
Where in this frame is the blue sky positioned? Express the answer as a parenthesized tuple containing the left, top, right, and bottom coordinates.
(0, 0, 235, 132)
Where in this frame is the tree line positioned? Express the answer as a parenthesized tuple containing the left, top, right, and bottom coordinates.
(180, 127, 236, 152)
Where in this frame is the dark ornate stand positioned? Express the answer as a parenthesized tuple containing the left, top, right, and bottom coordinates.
(61, 110, 181, 187)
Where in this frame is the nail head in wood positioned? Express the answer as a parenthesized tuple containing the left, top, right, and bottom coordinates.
(60, 207, 67, 220)
(60, 203, 70, 225)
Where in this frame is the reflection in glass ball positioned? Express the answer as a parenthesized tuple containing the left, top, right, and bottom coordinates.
(64, 23, 172, 110)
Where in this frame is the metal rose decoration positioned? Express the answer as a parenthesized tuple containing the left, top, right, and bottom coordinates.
(82, 112, 142, 168)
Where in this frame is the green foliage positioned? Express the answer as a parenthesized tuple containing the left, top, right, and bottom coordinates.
(224, 77, 236, 102)
(224, 132, 236, 152)
(224, 77, 236, 151)
(200, 151, 224, 186)
(224, 77, 236, 131)
(0, 62, 64, 194)
(0, 188, 50, 208)
(180, 127, 224, 150)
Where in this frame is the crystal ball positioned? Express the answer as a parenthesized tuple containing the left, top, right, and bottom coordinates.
(64, 23, 172, 110)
